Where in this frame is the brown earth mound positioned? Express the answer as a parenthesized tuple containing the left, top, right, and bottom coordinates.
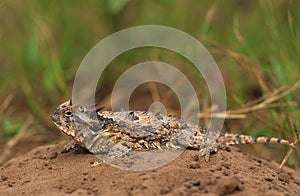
(0, 142, 299, 196)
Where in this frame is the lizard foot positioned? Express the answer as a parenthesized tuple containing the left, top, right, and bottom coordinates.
(62, 141, 80, 153)
(90, 160, 103, 167)
(199, 143, 218, 162)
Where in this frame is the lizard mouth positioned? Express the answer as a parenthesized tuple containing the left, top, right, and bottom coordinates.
(49, 113, 56, 122)
(49, 108, 59, 123)
(49, 107, 64, 130)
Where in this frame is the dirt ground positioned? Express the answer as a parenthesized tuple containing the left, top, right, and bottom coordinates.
(0, 142, 300, 196)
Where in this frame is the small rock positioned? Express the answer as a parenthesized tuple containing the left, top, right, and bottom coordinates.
(160, 188, 171, 194)
(189, 163, 201, 169)
(1, 176, 8, 181)
(249, 166, 256, 170)
(257, 159, 262, 163)
(193, 181, 201, 186)
(278, 172, 290, 183)
(192, 155, 199, 161)
(221, 162, 231, 169)
(49, 152, 58, 159)
(215, 176, 243, 195)
(216, 165, 222, 171)
(264, 176, 274, 182)
(223, 170, 231, 176)
(225, 146, 231, 152)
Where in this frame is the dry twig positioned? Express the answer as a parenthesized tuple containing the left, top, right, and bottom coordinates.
(199, 80, 300, 119)
(0, 93, 15, 113)
(0, 116, 34, 165)
(279, 118, 299, 169)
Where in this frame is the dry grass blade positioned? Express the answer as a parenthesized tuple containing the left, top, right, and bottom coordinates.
(279, 148, 296, 169)
(251, 112, 282, 133)
(150, 58, 180, 104)
(0, 116, 34, 165)
(199, 79, 300, 119)
(279, 118, 299, 169)
(203, 1, 217, 27)
(240, 86, 287, 108)
(147, 82, 161, 103)
(199, 113, 246, 119)
(257, 80, 300, 106)
(233, 15, 244, 43)
(206, 39, 270, 91)
(0, 93, 15, 113)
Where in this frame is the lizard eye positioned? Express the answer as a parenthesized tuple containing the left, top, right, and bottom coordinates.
(65, 110, 72, 116)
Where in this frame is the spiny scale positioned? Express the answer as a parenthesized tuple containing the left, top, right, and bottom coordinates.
(50, 100, 298, 162)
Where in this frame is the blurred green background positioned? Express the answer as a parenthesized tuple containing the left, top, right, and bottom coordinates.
(0, 0, 300, 168)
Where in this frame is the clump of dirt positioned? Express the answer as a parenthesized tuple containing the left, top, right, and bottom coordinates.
(0, 142, 299, 195)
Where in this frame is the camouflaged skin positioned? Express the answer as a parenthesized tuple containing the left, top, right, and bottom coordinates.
(50, 100, 297, 162)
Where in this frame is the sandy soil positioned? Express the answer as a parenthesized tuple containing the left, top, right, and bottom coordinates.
(0, 142, 299, 196)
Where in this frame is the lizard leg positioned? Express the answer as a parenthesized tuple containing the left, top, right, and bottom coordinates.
(90, 145, 131, 166)
(62, 141, 80, 153)
(106, 144, 131, 159)
(199, 143, 218, 162)
(199, 129, 221, 162)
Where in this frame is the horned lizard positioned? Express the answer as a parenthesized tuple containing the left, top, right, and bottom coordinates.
(50, 100, 298, 162)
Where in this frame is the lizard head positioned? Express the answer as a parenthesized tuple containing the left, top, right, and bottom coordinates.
(50, 100, 78, 139)
(50, 100, 105, 140)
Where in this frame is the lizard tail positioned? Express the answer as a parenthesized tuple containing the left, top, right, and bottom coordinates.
(218, 133, 297, 148)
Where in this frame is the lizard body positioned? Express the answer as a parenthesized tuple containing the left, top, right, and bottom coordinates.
(50, 100, 297, 161)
